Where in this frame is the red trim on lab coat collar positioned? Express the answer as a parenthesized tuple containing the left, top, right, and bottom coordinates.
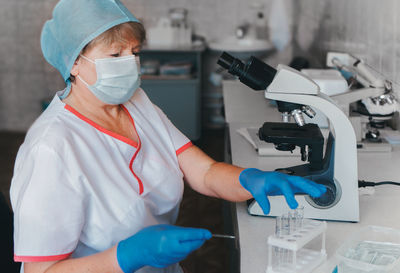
(121, 105, 144, 195)
(64, 104, 139, 148)
(64, 104, 144, 195)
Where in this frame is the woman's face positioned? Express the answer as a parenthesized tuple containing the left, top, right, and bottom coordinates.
(71, 39, 141, 86)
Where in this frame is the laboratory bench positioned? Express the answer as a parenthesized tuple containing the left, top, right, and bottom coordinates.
(140, 45, 205, 140)
(222, 80, 400, 273)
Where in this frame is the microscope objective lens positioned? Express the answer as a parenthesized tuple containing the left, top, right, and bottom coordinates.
(291, 109, 306, 126)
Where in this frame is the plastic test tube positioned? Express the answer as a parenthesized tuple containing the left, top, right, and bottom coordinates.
(275, 216, 283, 237)
(288, 210, 297, 233)
(274, 216, 283, 269)
(282, 213, 291, 266)
(295, 206, 304, 230)
(282, 213, 290, 235)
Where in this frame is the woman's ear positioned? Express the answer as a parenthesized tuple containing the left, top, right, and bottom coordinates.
(70, 57, 80, 77)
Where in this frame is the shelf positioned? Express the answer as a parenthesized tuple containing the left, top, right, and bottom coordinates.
(138, 48, 203, 140)
(141, 44, 206, 53)
(142, 74, 194, 80)
(142, 78, 198, 85)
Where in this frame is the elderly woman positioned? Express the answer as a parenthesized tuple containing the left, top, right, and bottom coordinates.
(10, 1, 326, 273)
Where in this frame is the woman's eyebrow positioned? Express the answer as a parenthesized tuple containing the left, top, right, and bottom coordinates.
(107, 43, 123, 51)
(110, 46, 122, 52)
(108, 43, 141, 51)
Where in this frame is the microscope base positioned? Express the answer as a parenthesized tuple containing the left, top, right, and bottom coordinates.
(357, 140, 392, 153)
(247, 197, 359, 222)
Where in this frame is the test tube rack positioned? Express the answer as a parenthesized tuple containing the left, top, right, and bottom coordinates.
(266, 219, 327, 273)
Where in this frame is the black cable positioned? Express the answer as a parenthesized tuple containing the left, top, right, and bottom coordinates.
(358, 180, 400, 188)
(376, 181, 400, 186)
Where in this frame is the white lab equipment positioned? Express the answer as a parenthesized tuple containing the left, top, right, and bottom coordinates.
(217, 52, 359, 222)
(146, 18, 175, 48)
(267, 209, 327, 273)
(208, 3, 273, 54)
(146, 9, 192, 48)
(326, 52, 399, 152)
(336, 226, 400, 273)
(169, 8, 192, 47)
(300, 69, 349, 128)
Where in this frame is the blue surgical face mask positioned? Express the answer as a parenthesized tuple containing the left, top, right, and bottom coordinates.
(77, 54, 141, 105)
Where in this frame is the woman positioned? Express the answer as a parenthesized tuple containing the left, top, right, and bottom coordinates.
(10, 0, 326, 272)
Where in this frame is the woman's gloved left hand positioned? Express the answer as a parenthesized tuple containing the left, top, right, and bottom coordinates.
(116, 224, 211, 273)
(239, 168, 327, 214)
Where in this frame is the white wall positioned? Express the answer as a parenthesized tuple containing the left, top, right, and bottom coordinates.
(296, 0, 399, 85)
(0, 0, 399, 131)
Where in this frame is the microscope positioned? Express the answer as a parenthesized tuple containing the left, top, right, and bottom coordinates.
(326, 52, 398, 152)
(218, 52, 359, 222)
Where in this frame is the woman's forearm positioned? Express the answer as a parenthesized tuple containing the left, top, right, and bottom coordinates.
(25, 246, 122, 273)
(203, 162, 252, 201)
(178, 146, 252, 201)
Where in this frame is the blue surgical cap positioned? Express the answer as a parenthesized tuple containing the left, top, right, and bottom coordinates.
(41, 0, 140, 97)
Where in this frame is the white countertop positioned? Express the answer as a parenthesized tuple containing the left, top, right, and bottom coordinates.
(223, 80, 400, 273)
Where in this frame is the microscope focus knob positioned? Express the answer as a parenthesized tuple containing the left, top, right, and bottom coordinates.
(308, 178, 338, 208)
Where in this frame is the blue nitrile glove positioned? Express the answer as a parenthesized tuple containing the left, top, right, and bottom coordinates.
(239, 168, 327, 214)
(332, 266, 338, 273)
(116, 224, 212, 273)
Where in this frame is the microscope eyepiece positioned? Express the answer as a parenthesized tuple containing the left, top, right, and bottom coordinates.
(217, 52, 246, 80)
(217, 52, 236, 70)
(217, 52, 277, 91)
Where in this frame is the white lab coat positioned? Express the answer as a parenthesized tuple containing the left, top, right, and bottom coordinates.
(11, 88, 190, 273)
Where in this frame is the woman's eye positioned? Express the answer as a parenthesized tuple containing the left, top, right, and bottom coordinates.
(132, 51, 141, 57)
(111, 53, 120, 57)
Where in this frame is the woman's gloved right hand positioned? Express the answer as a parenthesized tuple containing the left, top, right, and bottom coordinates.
(116, 224, 212, 273)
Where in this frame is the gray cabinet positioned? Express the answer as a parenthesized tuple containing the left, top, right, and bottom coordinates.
(140, 47, 204, 140)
